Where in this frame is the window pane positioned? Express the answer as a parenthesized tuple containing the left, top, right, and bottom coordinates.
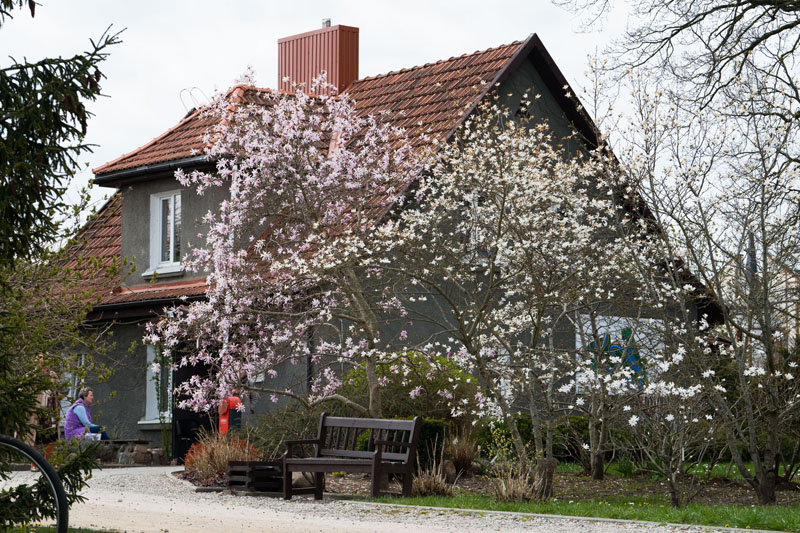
(159, 362, 171, 415)
(173, 194, 181, 261)
(161, 197, 171, 262)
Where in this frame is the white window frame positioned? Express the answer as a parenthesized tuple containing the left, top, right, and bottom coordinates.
(144, 189, 183, 278)
(140, 345, 173, 426)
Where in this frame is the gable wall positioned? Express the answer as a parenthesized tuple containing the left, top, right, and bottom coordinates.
(497, 57, 588, 155)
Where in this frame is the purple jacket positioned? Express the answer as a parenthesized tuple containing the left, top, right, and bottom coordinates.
(64, 398, 91, 439)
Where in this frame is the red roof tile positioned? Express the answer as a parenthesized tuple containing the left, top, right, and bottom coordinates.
(59, 194, 122, 302)
(93, 109, 214, 176)
(100, 279, 207, 305)
(94, 42, 524, 178)
(347, 42, 522, 144)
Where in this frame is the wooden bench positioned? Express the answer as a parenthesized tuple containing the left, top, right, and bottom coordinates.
(283, 413, 422, 500)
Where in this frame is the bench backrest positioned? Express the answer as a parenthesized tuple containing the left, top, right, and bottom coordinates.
(316, 413, 421, 464)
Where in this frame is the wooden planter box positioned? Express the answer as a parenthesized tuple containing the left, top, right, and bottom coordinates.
(227, 460, 282, 492)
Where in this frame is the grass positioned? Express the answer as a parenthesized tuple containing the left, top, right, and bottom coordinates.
(555, 461, 584, 474)
(371, 492, 800, 532)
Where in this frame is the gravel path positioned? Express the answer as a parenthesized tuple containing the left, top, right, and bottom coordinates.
(67, 467, 753, 533)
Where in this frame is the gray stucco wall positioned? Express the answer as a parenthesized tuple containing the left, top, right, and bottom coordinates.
(498, 57, 586, 156)
(120, 174, 229, 288)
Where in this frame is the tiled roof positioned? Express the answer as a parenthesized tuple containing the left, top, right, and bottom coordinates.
(86, 39, 529, 305)
(347, 42, 522, 144)
(59, 194, 122, 302)
(93, 109, 214, 176)
(94, 42, 524, 178)
(100, 279, 207, 306)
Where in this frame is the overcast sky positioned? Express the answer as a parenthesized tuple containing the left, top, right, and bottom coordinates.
(1, 0, 626, 211)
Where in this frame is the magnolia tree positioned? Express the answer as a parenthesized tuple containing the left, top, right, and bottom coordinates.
(620, 382, 716, 507)
(558, 0, 800, 504)
(606, 67, 800, 505)
(147, 75, 426, 417)
(380, 94, 654, 496)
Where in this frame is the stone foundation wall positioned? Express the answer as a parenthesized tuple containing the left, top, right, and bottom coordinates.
(79, 439, 171, 466)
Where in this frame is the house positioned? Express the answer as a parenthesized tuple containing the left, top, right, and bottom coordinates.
(66, 22, 646, 455)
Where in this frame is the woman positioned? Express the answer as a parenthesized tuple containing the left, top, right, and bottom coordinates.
(64, 388, 110, 440)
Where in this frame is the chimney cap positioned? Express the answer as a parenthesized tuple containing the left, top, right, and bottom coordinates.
(322, 18, 331, 28)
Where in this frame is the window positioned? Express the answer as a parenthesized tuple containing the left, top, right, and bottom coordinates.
(142, 345, 172, 424)
(147, 190, 182, 276)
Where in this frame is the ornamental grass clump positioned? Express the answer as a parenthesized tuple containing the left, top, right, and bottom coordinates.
(490, 467, 534, 503)
(447, 431, 476, 475)
(184, 428, 262, 484)
(413, 435, 454, 497)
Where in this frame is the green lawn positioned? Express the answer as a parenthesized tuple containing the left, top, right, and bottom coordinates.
(372, 493, 800, 532)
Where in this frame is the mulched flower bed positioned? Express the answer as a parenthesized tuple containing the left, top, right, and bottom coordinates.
(326, 471, 800, 506)
(179, 467, 800, 506)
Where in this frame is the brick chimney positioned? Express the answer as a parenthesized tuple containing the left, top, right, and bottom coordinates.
(278, 21, 359, 96)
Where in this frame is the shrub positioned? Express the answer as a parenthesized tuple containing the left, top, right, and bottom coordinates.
(337, 351, 480, 423)
(247, 404, 334, 459)
(412, 467, 453, 497)
(184, 428, 262, 483)
(475, 415, 534, 462)
(475, 414, 596, 464)
(417, 418, 451, 472)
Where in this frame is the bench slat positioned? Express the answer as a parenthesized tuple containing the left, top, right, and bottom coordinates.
(317, 448, 407, 461)
(323, 416, 417, 430)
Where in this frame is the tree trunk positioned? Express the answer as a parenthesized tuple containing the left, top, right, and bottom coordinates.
(755, 411, 779, 505)
(505, 411, 529, 469)
(532, 457, 557, 501)
(529, 407, 544, 458)
(590, 451, 604, 480)
(589, 418, 605, 480)
(668, 471, 681, 508)
(755, 470, 777, 505)
(669, 487, 680, 508)
(365, 354, 382, 418)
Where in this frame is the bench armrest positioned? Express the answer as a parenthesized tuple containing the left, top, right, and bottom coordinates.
(373, 439, 414, 465)
(284, 438, 320, 458)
